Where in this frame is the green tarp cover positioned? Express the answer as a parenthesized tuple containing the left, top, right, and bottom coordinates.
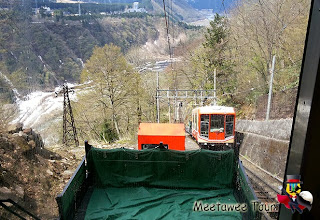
(85, 187, 241, 220)
(84, 148, 243, 219)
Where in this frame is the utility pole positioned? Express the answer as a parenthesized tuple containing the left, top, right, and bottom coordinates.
(156, 72, 160, 123)
(178, 102, 183, 122)
(62, 84, 79, 147)
(214, 68, 217, 106)
(168, 98, 171, 123)
(266, 55, 276, 121)
(174, 90, 177, 122)
(78, 1, 81, 16)
(176, 100, 179, 121)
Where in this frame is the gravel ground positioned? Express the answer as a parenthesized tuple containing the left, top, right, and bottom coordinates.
(185, 134, 200, 151)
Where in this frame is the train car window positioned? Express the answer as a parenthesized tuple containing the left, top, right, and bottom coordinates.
(225, 115, 234, 137)
(196, 113, 199, 132)
(192, 113, 195, 130)
(200, 114, 209, 137)
(210, 114, 224, 132)
(142, 144, 168, 149)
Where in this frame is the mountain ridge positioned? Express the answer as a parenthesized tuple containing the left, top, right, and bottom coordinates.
(56, 0, 237, 21)
(187, 0, 237, 11)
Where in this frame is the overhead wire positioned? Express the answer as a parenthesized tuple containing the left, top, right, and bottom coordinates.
(167, 0, 170, 34)
(169, 0, 175, 73)
(170, 0, 174, 55)
(162, 0, 172, 59)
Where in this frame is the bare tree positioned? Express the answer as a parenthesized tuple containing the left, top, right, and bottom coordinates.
(229, 0, 309, 92)
(80, 44, 140, 138)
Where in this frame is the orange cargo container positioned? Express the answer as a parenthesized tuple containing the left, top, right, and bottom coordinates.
(138, 123, 185, 151)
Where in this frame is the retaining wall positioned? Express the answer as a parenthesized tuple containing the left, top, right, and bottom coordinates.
(236, 119, 293, 178)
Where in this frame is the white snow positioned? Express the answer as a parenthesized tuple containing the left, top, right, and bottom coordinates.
(38, 55, 44, 63)
(12, 91, 64, 128)
(77, 58, 84, 68)
(11, 82, 91, 129)
(0, 71, 21, 101)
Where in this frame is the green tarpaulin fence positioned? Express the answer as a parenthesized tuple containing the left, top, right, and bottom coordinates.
(87, 148, 235, 189)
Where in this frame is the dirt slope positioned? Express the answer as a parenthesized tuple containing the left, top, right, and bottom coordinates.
(0, 125, 82, 219)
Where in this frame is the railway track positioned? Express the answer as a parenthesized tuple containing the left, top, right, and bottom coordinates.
(242, 157, 282, 220)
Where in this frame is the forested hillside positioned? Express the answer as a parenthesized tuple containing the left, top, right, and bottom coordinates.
(0, 11, 159, 101)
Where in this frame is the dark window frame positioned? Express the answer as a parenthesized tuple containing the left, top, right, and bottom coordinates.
(210, 114, 225, 132)
(225, 115, 234, 137)
(200, 114, 209, 138)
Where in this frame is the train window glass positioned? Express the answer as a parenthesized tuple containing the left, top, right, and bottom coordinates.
(225, 115, 234, 137)
(200, 114, 209, 137)
(142, 144, 168, 149)
(192, 113, 195, 130)
(210, 115, 224, 132)
(197, 113, 199, 131)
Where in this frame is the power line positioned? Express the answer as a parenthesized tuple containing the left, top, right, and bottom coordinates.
(170, 0, 174, 56)
(162, 0, 172, 59)
(167, 0, 170, 34)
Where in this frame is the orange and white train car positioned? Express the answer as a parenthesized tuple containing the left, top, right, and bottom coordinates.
(191, 106, 236, 147)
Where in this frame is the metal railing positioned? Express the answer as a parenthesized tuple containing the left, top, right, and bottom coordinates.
(0, 199, 40, 220)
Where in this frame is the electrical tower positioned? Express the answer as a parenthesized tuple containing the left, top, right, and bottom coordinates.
(62, 84, 79, 147)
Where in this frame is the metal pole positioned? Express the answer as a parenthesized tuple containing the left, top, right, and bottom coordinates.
(63, 85, 67, 145)
(156, 72, 160, 123)
(168, 98, 171, 123)
(177, 102, 179, 122)
(266, 55, 276, 120)
(78, 1, 81, 16)
(174, 90, 177, 122)
(214, 68, 217, 106)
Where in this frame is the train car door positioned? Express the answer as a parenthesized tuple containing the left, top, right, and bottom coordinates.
(209, 114, 225, 140)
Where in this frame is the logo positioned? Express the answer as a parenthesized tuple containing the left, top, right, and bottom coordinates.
(277, 175, 313, 214)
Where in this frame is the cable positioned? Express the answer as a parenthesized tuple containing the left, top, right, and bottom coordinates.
(170, 0, 174, 57)
(221, 0, 228, 15)
(167, 0, 170, 34)
(162, 0, 172, 59)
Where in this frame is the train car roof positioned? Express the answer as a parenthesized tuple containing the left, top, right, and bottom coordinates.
(193, 106, 235, 114)
(138, 123, 185, 136)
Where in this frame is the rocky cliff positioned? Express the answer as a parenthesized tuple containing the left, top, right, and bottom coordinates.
(0, 123, 82, 219)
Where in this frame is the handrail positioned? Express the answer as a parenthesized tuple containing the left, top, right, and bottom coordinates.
(0, 199, 41, 220)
